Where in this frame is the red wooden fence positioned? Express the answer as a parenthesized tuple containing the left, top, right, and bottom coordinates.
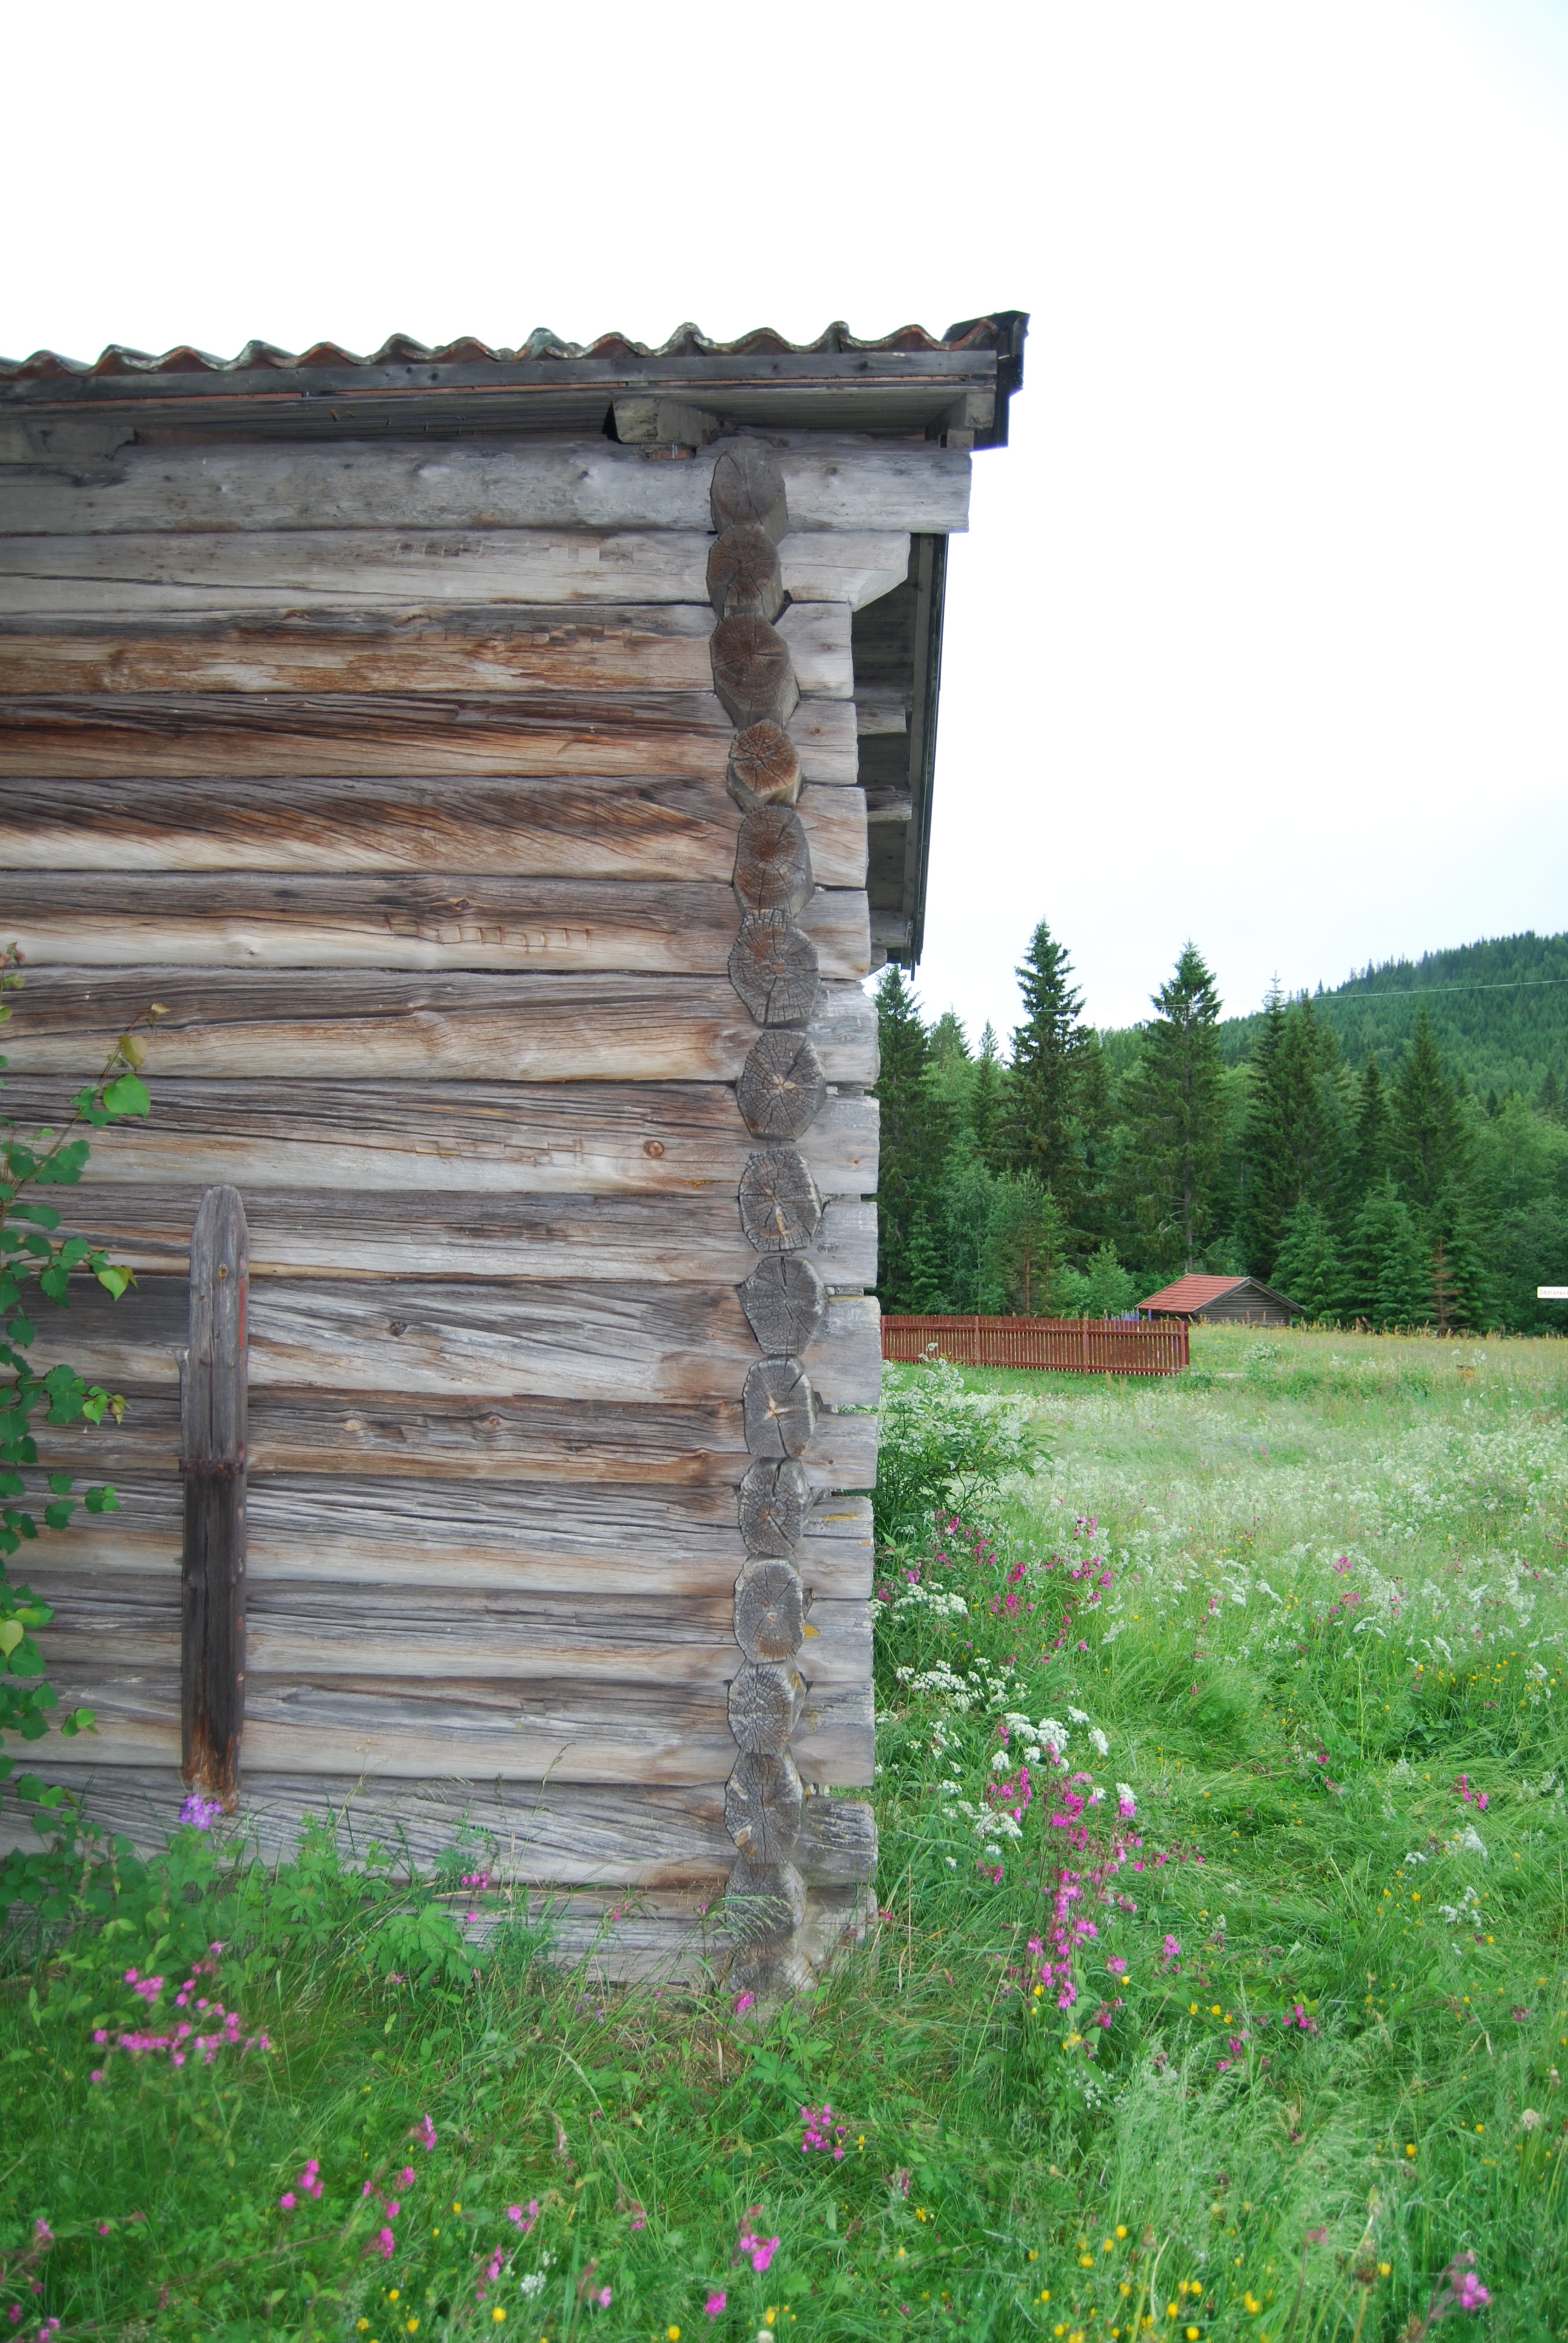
(881, 1314, 1189, 1375)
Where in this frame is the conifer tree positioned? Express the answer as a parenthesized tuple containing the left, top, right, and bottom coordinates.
(871, 966, 951, 1311)
(969, 1024, 1006, 1170)
(1345, 1180, 1431, 1328)
(1272, 1198, 1342, 1322)
(1392, 1006, 1471, 1214)
(1119, 942, 1226, 1274)
(1238, 991, 1346, 1275)
(1352, 1054, 1391, 1196)
(983, 1173, 1064, 1316)
(1540, 1067, 1561, 1122)
(1426, 1187, 1495, 1332)
(999, 921, 1100, 1231)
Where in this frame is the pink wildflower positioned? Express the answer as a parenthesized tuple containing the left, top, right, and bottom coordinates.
(279, 2192, 297, 2212)
(374, 2227, 396, 2259)
(1454, 2272, 1491, 2310)
(705, 2294, 727, 2319)
(734, 1991, 757, 2018)
(411, 2114, 437, 2151)
(595, 2287, 613, 2308)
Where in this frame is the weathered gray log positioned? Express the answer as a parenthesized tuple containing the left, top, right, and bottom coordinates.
(55, 1181, 875, 1287)
(724, 1855, 806, 1949)
(737, 1148, 824, 1254)
(733, 805, 812, 917)
(180, 1187, 247, 1807)
(735, 1032, 829, 1142)
(742, 1358, 817, 1458)
(0, 527, 910, 617)
(5, 1075, 874, 1201)
(709, 443, 790, 543)
(4, 969, 875, 1085)
(10, 870, 866, 982)
(727, 720, 803, 809)
(729, 914, 820, 1027)
(738, 1254, 827, 1355)
(737, 1458, 814, 1556)
(733, 1558, 807, 1663)
(36, 1387, 879, 1493)
(0, 601, 854, 704)
(29, 1474, 871, 1596)
(707, 525, 785, 624)
(42, 1276, 881, 1407)
(724, 1751, 804, 1864)
(0, 439, 964, 539)
(0, 772, 864, 885)
(727, 1659, 806, 1755)
(796, 1794, 877, 1884)
(710, 617, 799, 732)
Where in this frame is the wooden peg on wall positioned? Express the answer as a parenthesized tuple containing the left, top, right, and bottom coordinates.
(180, 1184, 249, 1807)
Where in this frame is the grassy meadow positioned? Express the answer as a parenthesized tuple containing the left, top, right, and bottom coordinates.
(3, 1323, 1566, 2341)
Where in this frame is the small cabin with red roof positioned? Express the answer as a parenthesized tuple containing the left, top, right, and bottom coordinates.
(1137, 1274, 1302, 1327)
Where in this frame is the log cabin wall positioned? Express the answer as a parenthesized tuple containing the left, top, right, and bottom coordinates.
(0, 318, 1024, 1984)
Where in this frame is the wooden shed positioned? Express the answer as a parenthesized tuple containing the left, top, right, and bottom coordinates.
(1137, 1274, 1302, 1328)
(0, 314, 1025, 1988)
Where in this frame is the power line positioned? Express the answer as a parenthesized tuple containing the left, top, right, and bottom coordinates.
(1301, 975, 1568, 1006)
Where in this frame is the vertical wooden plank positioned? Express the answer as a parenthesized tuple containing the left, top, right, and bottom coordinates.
(181, 1185, 249, 1805)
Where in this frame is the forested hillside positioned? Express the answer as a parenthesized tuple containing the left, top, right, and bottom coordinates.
(1211, 929, 1568, 1099)
(875, 923, 1568, 1335)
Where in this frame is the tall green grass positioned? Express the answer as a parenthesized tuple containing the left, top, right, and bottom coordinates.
(2, 1325, 1564, 2341)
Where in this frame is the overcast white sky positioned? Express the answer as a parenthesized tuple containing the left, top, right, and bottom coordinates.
(6, 0, 1566, 1037)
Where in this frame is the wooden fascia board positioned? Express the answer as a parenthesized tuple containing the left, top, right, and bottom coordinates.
(903, 533, 949, 969)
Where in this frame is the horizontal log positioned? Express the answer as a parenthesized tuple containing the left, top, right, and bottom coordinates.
(32, 1664, 874, 1784)
(0, 600, 852, 698)
(0, 440, 967, 539)
(10, 873, 870, 981)
(31, 1278, 881, 1405)
(30, 1478, 874, 1597)
(0, 529, 911, 617)
(34, 1387, 878, 1489)
(1, 970, 879, 1084)
(51, 1185, 876, 1285)
(0, 689, 859, 785)
(0, 773, 866, 885)
(32, 1571, 869, 1689)
(0, 1766, 875, 1889)
(0, 1075, 877, 1201)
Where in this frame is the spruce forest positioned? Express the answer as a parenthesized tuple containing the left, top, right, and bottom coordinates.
(872, 923, 1568, 1334)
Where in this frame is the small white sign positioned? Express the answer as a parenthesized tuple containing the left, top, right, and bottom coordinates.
(1538, 1286, 1568, 1300)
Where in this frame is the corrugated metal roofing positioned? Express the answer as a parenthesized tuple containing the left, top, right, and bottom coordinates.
(0, 316, 1018, 384)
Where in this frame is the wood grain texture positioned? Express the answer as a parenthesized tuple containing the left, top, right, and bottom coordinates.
(724, 1856, 805, 1950)
(0, 1076, 878, 1200)
(179, 1184, 247, 1804)
(742, 1358, 817, 1457)
(733, 1559, 807, 1663)
(0, 529, 910, 616)
(33, 1388, 877, 1491)
(34, 1575, 869, 1689)
(728, 1660, 806, 1756)
(1, 970, 879, 1084)
(737, 1459, 815, 1557)
(709, 444, 790, 543)
(0, 440, 967, 539)
(0, 773, 866, 885)
(0, 688, 858, 785)
(33, 1279, 883, 1406)
(724, 1752, 803, 1865)
(51, 1185, 876, 1286)
(727, 721, 802, 808)
(0, 601, 853, 698)
(738, 1149, 825, 1253)
(729, 914, 820, 1027)
(709, 616, 798, 732)
(733, 805, 812, 916)
(736, 1032, 828, 1141)
(32, 1663, 874, 1784)
(9, 873, 870, 981)
(737, 1254, 828, 1354)
(0, 1766, 874, 1888)
(27, 1479, 875, 1598)
(707, 526, 783, 623)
